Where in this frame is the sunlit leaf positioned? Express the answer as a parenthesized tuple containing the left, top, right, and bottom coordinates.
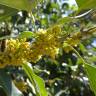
(85, 63, 96, 95)
(0, 0, 43, 11)
(0, 5, 17, 21)
(18, 31, 35, 39)
(22, 63, 48, 96)
(76, 0, 96, 10)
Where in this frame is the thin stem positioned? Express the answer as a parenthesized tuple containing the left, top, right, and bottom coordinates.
(29, 12, 37, 31)
(29, 12, 35, 24)
(67, 44, 87, 65)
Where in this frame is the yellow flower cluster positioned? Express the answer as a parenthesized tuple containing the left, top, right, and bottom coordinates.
(0, 39, 30, 68)
(30, 25, 62, 62)
(0, 25, 95, 68)
(0, 25, 62, 68)
(63, 27, 96, 53)
(63, 32, 81, 53)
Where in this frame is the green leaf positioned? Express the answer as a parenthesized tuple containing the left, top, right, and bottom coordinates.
(0, 69, 23, 96)
(76, 0, 96, 10)
(0, 69, 12, 96)
(85, 63, 96, 95)
(0, 5, 18, 21)
(0, 0, 43, 11)
(79, 43, 87, 53)
(0, 36, 11, 40)
(51, 3, 59, 9)
(22, 63, 48, 96)
(56, 17, 75, 24)
(18, 31, 35, 39)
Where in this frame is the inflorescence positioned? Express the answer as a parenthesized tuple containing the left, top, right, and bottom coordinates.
(0, 25, 96, 68)
(0, 25, 62, 68)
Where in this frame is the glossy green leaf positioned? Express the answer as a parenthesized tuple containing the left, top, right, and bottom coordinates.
(85, 63, 96, 95)
(18, 31, 35, 39)
(0, 5, 18, 21)
(0, 0, 43, 11)
(0, 69, 12, 96)
(76, 0, 96, 10)
(22, 63, 48, 96)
